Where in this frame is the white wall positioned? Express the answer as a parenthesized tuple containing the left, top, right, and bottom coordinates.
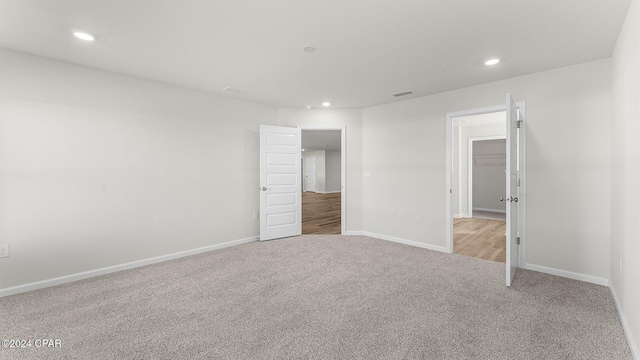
(453, 121, 506, 216)
(0, 49, 278, 290)
(611, 0, 640, 356)
(303, 150, 326, 192)
(363, 59, 612, 280)
(325, 150, 342, 193)
(473, 139, 506, 212)
(278, 109, 363, 233)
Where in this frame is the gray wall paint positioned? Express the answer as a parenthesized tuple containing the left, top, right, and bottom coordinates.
(472, 139, 506, 212)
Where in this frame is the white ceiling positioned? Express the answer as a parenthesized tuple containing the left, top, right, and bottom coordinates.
(0, 0, 631, 109)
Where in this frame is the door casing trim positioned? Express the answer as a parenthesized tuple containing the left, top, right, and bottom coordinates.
(298, 125, 347, 235)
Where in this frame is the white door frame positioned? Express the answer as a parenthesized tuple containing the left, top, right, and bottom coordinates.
(468, 136, 506, 216)
(298, 125, 347, 235)
(445, 103, 526, 266)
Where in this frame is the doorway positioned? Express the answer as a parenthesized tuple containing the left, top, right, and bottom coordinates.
(454, 129, 507, 262)
(300, 127, 345, 235)
(445, 97, 526, 286)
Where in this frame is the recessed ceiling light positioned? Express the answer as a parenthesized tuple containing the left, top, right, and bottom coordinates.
(302, 148, 306, 152)
(73, 31, 96, 41)
(302, 46, 317, 53)
(322, 102, 331, 107)
(304, 105, 312, 110)
(485, 58, 500, 66)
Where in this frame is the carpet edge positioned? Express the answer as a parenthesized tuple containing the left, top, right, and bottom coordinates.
(0, 236, 258, 298)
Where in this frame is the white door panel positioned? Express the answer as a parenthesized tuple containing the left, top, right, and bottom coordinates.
(304, 156, 316, 192)
(266, 193, 297, 206)
(260, 125, 301, 241)
(505, 94, 519, 286)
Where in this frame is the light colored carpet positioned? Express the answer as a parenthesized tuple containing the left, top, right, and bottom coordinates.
(0, 235, 632, 359)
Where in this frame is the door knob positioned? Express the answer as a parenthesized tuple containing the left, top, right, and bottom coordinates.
(261, 187, 267, 191)
(500, 197, 505, 202)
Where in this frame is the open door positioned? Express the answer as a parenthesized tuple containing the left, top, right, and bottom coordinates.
(505, 94, 519, 286)
(259, 125, 302, 241)
(303, 156, 316, 192)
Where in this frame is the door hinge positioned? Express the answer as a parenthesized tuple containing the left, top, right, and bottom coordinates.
(517, 120, 521, 128)
(517, 237, 521, 245)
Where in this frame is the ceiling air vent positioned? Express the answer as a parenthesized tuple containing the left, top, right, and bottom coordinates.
(391, 90, 414, 97)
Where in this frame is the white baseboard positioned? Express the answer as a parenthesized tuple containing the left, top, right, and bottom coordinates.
(362, 232, 448, 253)
(343, 230, 364, 236)
(522, 263, 609, 286)
(319, 190, 341, 194)
(454, 214, 472, 218)
(472, 208, 506, 214)
(610, 285, 639, 360)
(0, 236, 259, 298)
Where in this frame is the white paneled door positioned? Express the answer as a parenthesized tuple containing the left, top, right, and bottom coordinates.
(259, 125, 302, 241)
(304, 156, 316, 192)
(505, 94, 519, 286)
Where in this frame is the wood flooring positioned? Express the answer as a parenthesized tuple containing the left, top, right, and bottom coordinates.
(302, 191, 341, 234)
(454, 217, 506, 263)
(301, 192, 503, 260)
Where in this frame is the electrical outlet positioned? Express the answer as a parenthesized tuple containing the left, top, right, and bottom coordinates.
(0, 244, 9, 258)
(398, 212, 404, 221)
(253, 212, 259, 220)
(416, 215, 421, 223)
